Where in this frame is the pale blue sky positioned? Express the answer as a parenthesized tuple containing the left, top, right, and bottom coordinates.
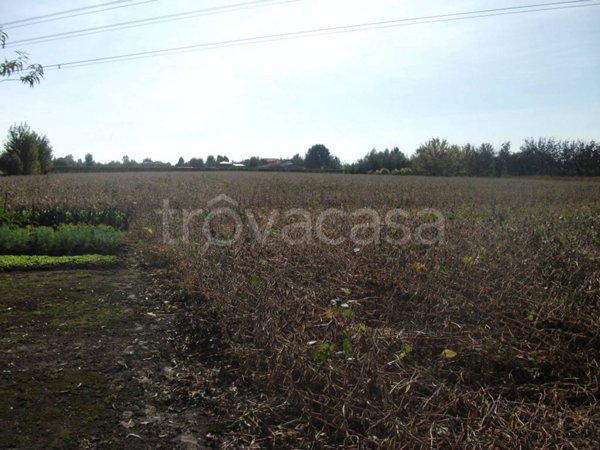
(1, 0, 599, 164)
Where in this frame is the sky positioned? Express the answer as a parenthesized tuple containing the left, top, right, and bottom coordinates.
(1, 0, 599, 164)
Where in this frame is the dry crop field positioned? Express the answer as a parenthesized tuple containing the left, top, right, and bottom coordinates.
(1, 172, 599, 448)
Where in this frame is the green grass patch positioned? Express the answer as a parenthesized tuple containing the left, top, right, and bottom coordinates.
(0, 224, 123, 255)
(0, 254, 121, 271)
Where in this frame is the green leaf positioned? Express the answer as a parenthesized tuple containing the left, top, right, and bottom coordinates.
(312, 342, 334, 363)
(342, 339, 353, 357)
(341, 308, 354, 319)
(394, 343, 413, 361)
(400, 343, 413, 355)
(249, 273, 259, 286)
(341, 287, 352, 295)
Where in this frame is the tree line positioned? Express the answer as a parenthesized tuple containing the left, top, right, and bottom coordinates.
(380, 138, 600, 177)
(0, 123, 598, 176)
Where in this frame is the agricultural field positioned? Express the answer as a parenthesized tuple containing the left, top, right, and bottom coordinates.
(1, 172, 599, 448)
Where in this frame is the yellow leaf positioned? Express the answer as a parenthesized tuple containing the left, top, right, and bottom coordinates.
(441, 349, 457, 359)
(325, 308, 335, 320)
(415, 262, 427, 272)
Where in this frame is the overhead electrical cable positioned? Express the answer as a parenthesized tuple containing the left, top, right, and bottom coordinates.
(38, 1, 600, 72)
(5, 0, 302, 48)
(8, 0, 593, 47)
(2, 0, 134, 25)
(1, 0, 158, 31)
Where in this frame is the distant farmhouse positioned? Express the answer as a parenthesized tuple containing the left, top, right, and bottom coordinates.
(218, 161, 246, 168)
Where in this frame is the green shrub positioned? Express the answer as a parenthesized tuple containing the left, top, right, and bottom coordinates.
(0, 224, 123, 255)
(33, 226, 56, 254)
(92, 224, 123, 252)
(0, 226, 30, 253)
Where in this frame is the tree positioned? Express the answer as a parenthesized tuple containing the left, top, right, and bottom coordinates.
(0, 28, 44, 87)
(464, 143, 495, 176)
(515, 138, 561, 176)
(305, 144, 329, 169)
(560, 140, 600, 176)
(411, 138, 464, 176)
(0, 152, 22, 175)
(37, 134, 53, 173)
(305, 144, 340, 170)
(291, 153, 304, 167)
(84, 153, 95, 167)
(176, 157, 185, 167)
(53, 154, 76, 168)
(494, 142, 512, 176)
(0, 123, 53, 175)
(328, 155, 342, 170)
(244, 156, 262, 168)
(351, 147, 409, 173)
(188, 158, 204, 168)
(206, 155, 216, 168)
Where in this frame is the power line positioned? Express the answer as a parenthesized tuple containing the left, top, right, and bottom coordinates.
(1, 0, 133, 26)
(35, 1, 600, 72)
(6, 0, 301, 48)
(7, 0, 593, 48)
(1, 0, 158, 31)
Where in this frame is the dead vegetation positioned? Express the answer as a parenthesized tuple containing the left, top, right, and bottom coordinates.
(2, 172, 599, 448)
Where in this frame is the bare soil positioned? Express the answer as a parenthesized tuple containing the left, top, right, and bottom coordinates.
(0, 268, 209, 449)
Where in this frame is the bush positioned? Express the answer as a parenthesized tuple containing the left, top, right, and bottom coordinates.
(0, 224, 123, 255)
(33, 226, 56, 254)
(0, 226, 30, 253)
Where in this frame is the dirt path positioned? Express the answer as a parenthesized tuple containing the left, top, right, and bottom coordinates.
(0, 268, 208, 449)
